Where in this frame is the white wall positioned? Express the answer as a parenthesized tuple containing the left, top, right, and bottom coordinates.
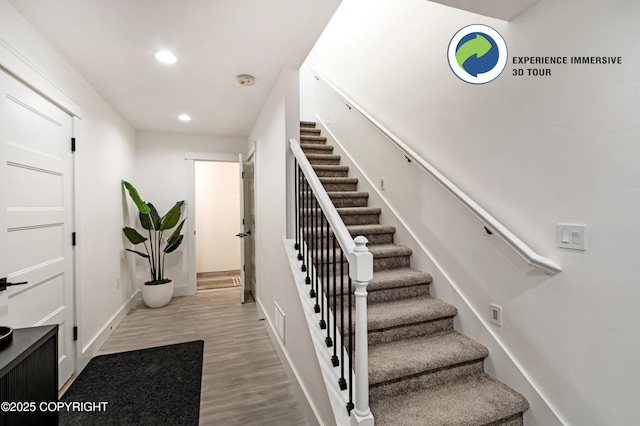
(249, 68, 335, 425)
(301, 0, 640, 424)
(195, 161, 241, 273)
(0, 0, 138, 371)
(134, 131, 245, 295)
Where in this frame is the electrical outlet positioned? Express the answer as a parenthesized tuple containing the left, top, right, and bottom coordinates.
(380, 177, 386, 190)
(325, 116, 330, 126)
(490, 304, 502, 326)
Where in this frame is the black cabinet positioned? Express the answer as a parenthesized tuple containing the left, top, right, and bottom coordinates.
(0, 325, 58, 426)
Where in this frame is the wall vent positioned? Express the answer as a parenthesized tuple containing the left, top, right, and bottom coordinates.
(274, 302, 285, 343)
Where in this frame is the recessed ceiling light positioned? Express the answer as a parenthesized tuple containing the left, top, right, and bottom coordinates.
(178, 114, 191, 122)
(155, 50, 177, 64)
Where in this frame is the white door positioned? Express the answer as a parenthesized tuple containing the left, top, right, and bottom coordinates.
(239, 150, 256, 304)
(0, 71, 75, 389)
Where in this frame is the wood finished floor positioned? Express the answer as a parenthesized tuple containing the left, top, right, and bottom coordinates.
(97, 287, 309, 426)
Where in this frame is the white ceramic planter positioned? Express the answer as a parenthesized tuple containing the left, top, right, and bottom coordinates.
(142, 280, 174, 308)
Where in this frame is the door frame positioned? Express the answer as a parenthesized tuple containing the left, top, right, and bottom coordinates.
(185, 151, 242, 297)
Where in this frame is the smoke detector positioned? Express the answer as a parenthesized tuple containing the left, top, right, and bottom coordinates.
(237, 74, 255, 86)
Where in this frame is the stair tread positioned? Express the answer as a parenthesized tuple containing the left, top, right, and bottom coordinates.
(367, 295, 457, 331)
(335, 207, 381, 215)
(370, 373, 529, 426)
(327, 191, 369, 198)
(347, 224, 395, 235)
(325, 268, 431, 295)
(370, 267, 432, 288)
(318, 177, 358, 183)
(305, 153, 340, 160)
(301, 135, 327, 142)
(300, 121, 316, 127)
(369, 331, 488, 385)
(311, 243, 411, 263)
(301, 143, 332, 150)
(303, 224, 394, 236)
(311, 164, 349, 171)
(367, 243, 412, 258)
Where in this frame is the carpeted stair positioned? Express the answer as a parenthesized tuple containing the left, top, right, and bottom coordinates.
(299, 121, 529, 426)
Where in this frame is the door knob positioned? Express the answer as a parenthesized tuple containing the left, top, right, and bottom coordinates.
(235, 230, 252, 238)
(0, 277, 28, 292)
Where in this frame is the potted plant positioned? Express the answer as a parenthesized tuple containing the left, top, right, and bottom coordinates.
(122, 180, 186, 308)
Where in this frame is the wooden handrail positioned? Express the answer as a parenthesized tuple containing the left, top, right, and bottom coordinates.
(311, 69, 561, 275)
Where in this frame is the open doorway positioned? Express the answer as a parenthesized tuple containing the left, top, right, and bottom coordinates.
(194, 161, 241, 291)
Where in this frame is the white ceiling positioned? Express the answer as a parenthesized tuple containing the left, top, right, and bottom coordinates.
(8, 0, 342, 137)
(8, 0, 538, 137)
(428, 0, 540, 21)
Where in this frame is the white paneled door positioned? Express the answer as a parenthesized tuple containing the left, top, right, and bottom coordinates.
(0, 71, 75, 389)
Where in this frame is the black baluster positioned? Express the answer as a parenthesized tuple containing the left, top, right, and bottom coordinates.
(338, 248, 347, 390)
(319, 209, 326, 330)
(299, 167, 306, 271)
(310, 192, 317, 299)
(331, 234, 338, 364)
(312, 196, 319, 312)
(324, 218, 333, 348)
(314, 195, 320, 311)
(324, 217, 332, 345)
(294, 160, 299, 252)
(347, 272, 354, 414)
(305, 178, 311, 285)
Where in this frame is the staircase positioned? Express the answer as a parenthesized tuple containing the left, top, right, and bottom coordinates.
(299, 121, 529, 426)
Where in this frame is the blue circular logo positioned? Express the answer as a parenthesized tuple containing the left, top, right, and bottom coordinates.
(448, 25, 507, 84)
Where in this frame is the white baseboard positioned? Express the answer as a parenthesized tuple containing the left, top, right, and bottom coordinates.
(77, 290, 141, 373)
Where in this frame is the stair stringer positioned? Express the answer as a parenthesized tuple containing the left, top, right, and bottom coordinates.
(313, 115, 565, 426)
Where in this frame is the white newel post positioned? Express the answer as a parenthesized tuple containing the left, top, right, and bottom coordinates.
(350, 236, 375, 426)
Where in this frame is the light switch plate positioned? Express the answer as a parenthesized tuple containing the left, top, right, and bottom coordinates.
(556, 224, 586, 250)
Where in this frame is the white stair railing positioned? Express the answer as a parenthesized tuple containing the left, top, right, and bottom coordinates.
(290, 137, 374, 425)
(311, 69, 561, 276)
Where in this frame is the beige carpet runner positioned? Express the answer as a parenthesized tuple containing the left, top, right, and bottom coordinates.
(300, 121, 529, 426)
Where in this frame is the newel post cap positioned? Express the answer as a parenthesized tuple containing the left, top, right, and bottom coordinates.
(353, 236, 369, 252)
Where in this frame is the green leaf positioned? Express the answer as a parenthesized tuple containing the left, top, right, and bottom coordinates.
(164, 235, 184, 253)
(140, 203, 161, 230)
(160, 201, 185, 231)
(167, 219, 185, 245)
(123, 180, 151, 214)
(123, 227, 147, 244)
(149, 203, 162, 229)
(125, 248, 150, 258)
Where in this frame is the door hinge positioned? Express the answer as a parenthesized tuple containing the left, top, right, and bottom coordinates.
(243, 265, 245, 272)
(242, 218, 245, 225)
(72, 232, 76, 246)
(73, 326, 78, 341)
(71, 137, 76, 152)
(242, 171, 245, 178)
